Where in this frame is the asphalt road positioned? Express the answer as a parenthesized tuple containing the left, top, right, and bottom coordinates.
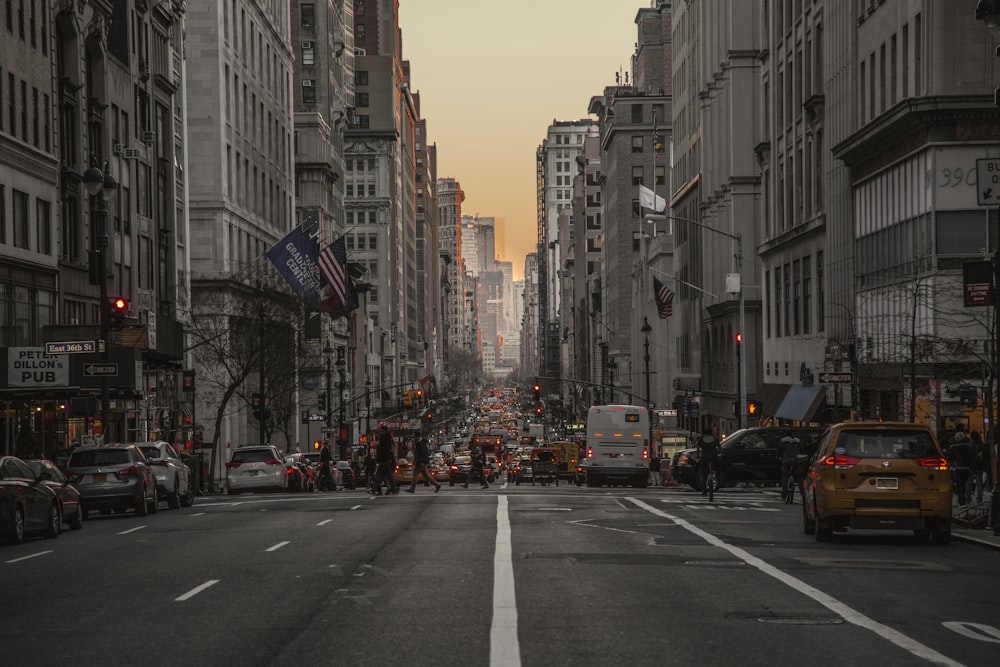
(2, 482, 998, 666)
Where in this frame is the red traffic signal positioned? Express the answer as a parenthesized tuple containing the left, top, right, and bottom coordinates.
(747, 400, 760, 416)
(107, 297, 131, 329)
(735, 332, 743, 345)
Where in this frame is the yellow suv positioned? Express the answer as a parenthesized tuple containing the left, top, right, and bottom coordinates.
(802, 422, 952, 544)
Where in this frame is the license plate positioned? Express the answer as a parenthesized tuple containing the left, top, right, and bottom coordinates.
(91, 474, 105, 483)
(875, 478, 899, 490)
(607, 453, 622, 458)
(248, 471, 259, 476)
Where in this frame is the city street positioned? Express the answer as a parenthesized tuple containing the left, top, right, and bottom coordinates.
(2, 484, 998, 666)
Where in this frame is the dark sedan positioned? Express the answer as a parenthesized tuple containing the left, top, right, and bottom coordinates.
(677, 427, 825, 490)
(0, 456, 62, 544)
(26, 459, 83, 530)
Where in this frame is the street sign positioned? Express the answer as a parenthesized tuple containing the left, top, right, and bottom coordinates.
(45, 340, 96, 354)
(977, 158, 1000, 206)
(818, 372, 853, 384)
(83, 363, 119, 377)
(308, 413, 326, 421)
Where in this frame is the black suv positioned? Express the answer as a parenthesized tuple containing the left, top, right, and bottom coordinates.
(677, 427, 825, 490)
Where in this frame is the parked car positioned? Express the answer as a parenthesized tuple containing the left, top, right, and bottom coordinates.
(335, 460, 355, 489)
(137, 441, 194, 509)
(25, 459, 83, 530)
(448, 455, 472, 486)
(678, 427, 826, 490)
(225, 445, 287, 495)
(803, 421, 952, 544)
(302, 452, 341, 490)
(0, 456, 62, 543)
(284, 456, 307, 492)
(64, 444, 158, 518)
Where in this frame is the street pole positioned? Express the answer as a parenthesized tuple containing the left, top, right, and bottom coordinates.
(324, 345, 332, 450)
(83, 159, 116, 442)
(337, 347, 347, 460)
(365, 376, 372, 457)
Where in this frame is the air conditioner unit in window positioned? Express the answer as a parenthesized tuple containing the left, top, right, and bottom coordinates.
(303, 80, 314, 87)
(302, 41, 313, 49)
(123, 148, 141, 159)
(355, 48, 366, 56)
(142, 131, 155, 143)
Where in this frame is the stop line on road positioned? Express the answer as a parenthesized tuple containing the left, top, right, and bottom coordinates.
(657, 496, 780, 512)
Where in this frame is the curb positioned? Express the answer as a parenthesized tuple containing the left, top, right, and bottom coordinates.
(953, 531, 1000, 551)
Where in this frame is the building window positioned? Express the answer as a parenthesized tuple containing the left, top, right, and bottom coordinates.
(302, 81, 315, 103)
(631, 136, 643, 153)
(302, 43, 314, 66)
(356, 92, 369, 107)
(36, 198, 51, 254)
(12, 189, 29, 249)
(0, 185, 5, 243)
(802, 255, 812, 334)
(355, 115, 369, 129)
(817, 251, 824, 332)
(631, 165, 644, 186)
(355, 71, 368, 86)
(61, 195, 79, 262)
(774, 265, 782, 338)
(764, 270, 771, 338)
(792, 259, 801, 335)
(783, 263, 791, 336)
(369, 234, 377, 250)
(356, 23, 366, 40)
(300, 4, 314, 28)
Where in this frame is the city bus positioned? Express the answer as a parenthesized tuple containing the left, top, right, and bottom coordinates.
(584, 405, 651, 488)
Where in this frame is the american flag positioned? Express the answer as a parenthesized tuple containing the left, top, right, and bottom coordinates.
(319, 235, 349, 308)
(653, 275, 675, 319)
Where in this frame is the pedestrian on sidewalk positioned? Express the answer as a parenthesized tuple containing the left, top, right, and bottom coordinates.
(404, 434, 441, 493)
(649, 453, 661, 487)
(968, 430, 988, 505)
(949, 427, 973, 506)
(372, 425, 399, 495)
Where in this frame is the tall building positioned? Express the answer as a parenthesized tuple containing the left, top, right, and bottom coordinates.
(670, 0, 760, 434)
(438, 177, 466, 358)
(2, 1, 188, 455)
(186, 0, 297, 454)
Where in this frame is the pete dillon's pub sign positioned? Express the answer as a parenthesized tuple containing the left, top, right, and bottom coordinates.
(6, 348, 69, 387)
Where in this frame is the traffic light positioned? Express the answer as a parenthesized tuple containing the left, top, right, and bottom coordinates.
(534, 403, 543, 416)
(108, 296, 130, 329)
(416, 389, 424, 404)
(403, 390, 414, 407)
(747, 400, 760, 416)
(532, 382, 541, 401)
(423, 410, 434, 424)
(735, 332, 743, 345)
(313, 440, 321, 450)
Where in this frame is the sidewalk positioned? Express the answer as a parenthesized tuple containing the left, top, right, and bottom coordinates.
(952, 499, 1000, 551)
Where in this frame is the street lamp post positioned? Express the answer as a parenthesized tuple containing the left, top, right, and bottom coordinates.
(641, 317, 652, 405)
(608, 357, 617, 404)
(645, 213, 746, 429)
(324, 344, 333, 449)
(337, 347, 347, 460)
(975, 0, 1000, 534)
(82, 159, 117, 442)
(365, 375, 372, 456)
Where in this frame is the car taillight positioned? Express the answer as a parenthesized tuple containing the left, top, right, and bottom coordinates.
(819, 454, 861, 469)
(642, 449, 649, 460)
(587, 447, 592, 458)
(265, 458, 282, 465)
(916, 457, 949, 471)
(115, 466, 140, 480)
(226, 461, 242, 469)
(450, 465, 458, 471)
(286, 467, 296, 474)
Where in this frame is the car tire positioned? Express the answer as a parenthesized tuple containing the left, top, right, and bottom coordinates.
(167, 480, 181, 509)
(802, 501, 816, 535)
(45, 503, 61, 539)
(7, 504, 25, 544)
(135, 490, 149, 516)
(931, 524, 951, 545)
(180, 484, 195, 508)
(68, 506, 83, 530)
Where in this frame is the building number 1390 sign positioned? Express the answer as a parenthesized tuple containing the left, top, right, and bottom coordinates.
(976, 159, 1000, 206)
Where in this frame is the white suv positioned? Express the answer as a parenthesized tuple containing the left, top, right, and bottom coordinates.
(226, 445, 287, 495)
(138, 441, 194, 509)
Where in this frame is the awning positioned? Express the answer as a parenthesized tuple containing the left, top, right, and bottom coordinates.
(774, 384, 826, 422)
(756, 383, 791, 417)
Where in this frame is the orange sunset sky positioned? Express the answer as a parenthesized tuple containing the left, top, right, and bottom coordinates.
(397, 1, 642, 281)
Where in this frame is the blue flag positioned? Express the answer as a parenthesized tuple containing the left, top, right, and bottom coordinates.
(266, 226, 323, 309)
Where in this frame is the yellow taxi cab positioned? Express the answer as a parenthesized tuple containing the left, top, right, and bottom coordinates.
(393, 458, 414, 485)
(802, 421, 952, 544)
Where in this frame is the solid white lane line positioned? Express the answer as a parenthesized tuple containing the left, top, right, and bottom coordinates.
(350, 504, 362, 510)
(490, 495, 521, 667)
(317, 519, 333, 526)
(266, 541, 290, 552)
(190, 512, 205, 516)
(175, 579, 220, 602)
(5, 550, 53, 564)
(628, 497, 965, 667)
(117, 525, 147, 535)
